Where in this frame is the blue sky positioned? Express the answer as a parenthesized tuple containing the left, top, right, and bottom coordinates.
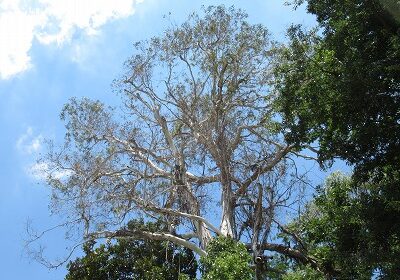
(0, 1, 347, 279)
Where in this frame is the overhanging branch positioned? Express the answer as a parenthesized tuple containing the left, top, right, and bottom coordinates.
(90, 229, 207, 257)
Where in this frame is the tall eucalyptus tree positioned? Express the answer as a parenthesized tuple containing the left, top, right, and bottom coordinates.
(35, 6, 316, 277)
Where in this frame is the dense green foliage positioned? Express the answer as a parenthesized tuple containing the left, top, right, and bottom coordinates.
(272, 1, 400, 278)
(200, 237, 253, 280)
(281, 172, 400, 279)
(65, 220, 197, 280)
(275, 0, 400, 175)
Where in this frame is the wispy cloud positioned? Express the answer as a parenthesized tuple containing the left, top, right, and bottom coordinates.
(16, 127, 73, 180)
(16, 127, 43, 155)
(28, 162, 73, 181)
(0, 0, 143, 79)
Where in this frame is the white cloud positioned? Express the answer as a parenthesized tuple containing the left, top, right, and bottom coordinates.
(0, 0, 143, 79)
(15, 127, 72, 181)
(16, 126, 43, 155)
(28, 161, 73, 181)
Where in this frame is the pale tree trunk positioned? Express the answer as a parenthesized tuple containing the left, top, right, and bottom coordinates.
(220, 183, 235, 237)
(253, 183, 264, 280)
(215, 131, 236, 237)
(219, 157, 235, 237)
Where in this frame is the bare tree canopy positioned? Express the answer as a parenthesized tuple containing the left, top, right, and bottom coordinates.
(35, 5, 316, 275)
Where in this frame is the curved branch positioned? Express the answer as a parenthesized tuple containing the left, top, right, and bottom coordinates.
(248, 242, 328, 275)
(91, 229, 207, 257)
